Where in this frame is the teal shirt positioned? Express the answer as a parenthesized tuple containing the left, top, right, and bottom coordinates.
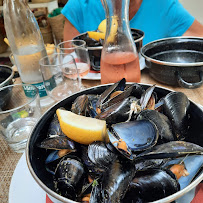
(62, 0, 195, 45)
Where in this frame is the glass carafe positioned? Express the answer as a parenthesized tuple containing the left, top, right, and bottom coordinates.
(100, 0, 141, 84)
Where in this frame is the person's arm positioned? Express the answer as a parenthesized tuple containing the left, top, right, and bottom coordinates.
(183, 19, 203, 37)
(63, 18, 80, 42)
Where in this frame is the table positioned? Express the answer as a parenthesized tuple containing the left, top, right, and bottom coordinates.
(0, 68, 203, 202)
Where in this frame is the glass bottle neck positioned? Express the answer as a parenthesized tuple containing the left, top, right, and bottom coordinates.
(103, 0, 130, 32)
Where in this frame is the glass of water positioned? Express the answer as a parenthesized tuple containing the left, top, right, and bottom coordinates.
(0, 84, 41, 153)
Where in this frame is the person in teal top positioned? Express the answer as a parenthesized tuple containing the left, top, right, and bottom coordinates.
(62, 0, 203, 45)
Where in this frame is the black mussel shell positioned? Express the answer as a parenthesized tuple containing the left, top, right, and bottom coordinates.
(102, 159, 136, 203)
(137, 109, 175, 143)
(37, 135, 75, 150)
(96, 78, 126, 110)
(123, 168, 180, 202)
(136, 141, 203, 160)
(108, 120, 159, 160)
(71, 94, 89, 116)
(54, 157, 84, 200)
(88, 141, 117, 170)
(96, 96, 138, 125)
(163, 92, 190, 140)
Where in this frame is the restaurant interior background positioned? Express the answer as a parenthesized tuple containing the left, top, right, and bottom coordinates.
(0, 0, 203, 60)
(0, 0, 203, 203)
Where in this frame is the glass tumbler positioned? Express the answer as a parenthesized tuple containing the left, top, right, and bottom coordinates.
(39, 52, 80, 102)
(0, 84, 41, 153)
(57, 40, 91, 89)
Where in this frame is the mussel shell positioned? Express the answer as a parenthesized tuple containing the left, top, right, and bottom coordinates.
(136, 141, 203, 160)
(71, 94, 89, 116)
(101, 84, 135, 111)
(37, 135, 75, 150)
(86, 94, 100, 118)
(88, 141, 117, 170)
(102, 159, 136, 203)
(123, 168, 180, 202)
(163, 155, 203, 190)
(140, 84, 156, 110)
(47, 113, 63, 136)
(108, 120, 159, 159)
(163, 92, 190, 139)
(134, 158, 168, 171)
(137, 109, 174, 143)
(96, 97, 138, 125)
(96, 78, 126, 110)
(54, 157, 85, 200)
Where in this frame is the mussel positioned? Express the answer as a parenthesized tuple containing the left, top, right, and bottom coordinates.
(123, 168, 180, 202)
(102, 159, 136, 203)
(88, 141, 117, 170)
(137, 109, 175, 143)
(108, 120, 159, 160)
(54, 157, 85, 200)
(163, 92, 190, 140)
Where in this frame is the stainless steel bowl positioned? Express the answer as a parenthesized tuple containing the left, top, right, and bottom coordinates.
(26, 84, 203, 203)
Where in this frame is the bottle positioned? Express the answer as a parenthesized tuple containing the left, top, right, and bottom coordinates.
(3, 0, 54, 107)
(100, 0, 141, 84)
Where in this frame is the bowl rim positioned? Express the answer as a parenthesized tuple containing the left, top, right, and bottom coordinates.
(26, 82, 203, 203)
(141, 36, 203, 67)
(0, 65, 15, 88)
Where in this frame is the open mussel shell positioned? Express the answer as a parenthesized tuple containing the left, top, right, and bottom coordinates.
(108, 120, 159, 160)
(163, 92, 190, 140)
(163, 155, 203, 190)
(96, 78, 126, 111)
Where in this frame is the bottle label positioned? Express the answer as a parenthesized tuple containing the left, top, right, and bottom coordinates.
(22, 77, 56, 98)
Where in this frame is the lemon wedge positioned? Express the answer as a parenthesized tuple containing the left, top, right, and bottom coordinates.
(56, 109, 109, 145)
(98, 19, 106, 33)
(87, 31, 105, 41)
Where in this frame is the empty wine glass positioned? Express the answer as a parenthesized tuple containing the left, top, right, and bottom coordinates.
(57, 40, 90, 89)
(39, 53, 80, 102)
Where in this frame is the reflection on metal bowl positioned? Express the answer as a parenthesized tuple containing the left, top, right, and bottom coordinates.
(73, 28, 144, 71)
(26, 83, 203, 203)
(141, 37, 203, 89)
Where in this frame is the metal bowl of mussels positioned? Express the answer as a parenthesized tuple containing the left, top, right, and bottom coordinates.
(73, 28, 144, 71)
(26, 80, 203, 203)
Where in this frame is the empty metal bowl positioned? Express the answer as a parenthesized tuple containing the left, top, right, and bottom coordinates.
(141, 37, 203, 89)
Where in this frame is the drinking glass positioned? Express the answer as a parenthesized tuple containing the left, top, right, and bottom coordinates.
(39, 52, 80, 102)
(0, 84, 41, 153)
(57, 40, 90, 89)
